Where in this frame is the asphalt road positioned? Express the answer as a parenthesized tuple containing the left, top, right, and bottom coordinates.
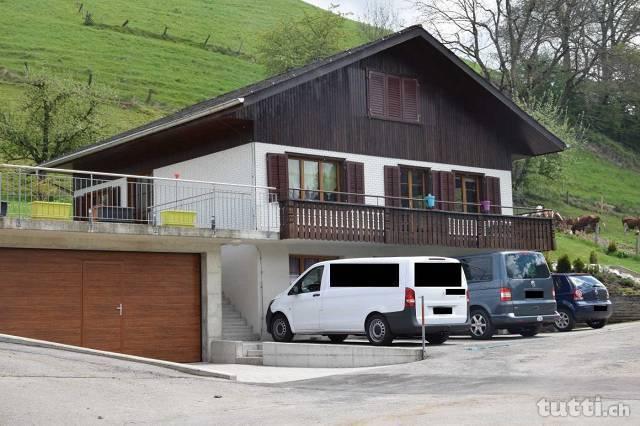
(1, 323, 639, 425)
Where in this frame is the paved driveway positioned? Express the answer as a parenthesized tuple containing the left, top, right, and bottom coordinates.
(1, 323, 639, 425)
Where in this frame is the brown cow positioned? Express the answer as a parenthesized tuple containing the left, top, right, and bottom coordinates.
(571, 215, 601, 234)
(623, 217, 640, 233)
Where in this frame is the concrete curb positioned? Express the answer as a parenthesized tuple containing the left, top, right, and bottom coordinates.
(0, 334, 236, 381)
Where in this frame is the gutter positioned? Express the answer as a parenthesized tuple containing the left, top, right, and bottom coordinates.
(41, 97, 245, 168)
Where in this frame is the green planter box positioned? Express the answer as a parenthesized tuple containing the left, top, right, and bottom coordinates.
(30, 201, 72, 220)
(160, 210, 196, 227)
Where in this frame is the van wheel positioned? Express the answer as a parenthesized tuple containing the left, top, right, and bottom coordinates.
(554, 308, 575, 332)
(586, 320, 607, 329)
(271, 314, 294, 342)
(425, 332, 449, 345)
(328, 334, 348, 343)
(520, 325, 541, 337)
(365, 314, 394, 346)
(469, 309, 494, 339)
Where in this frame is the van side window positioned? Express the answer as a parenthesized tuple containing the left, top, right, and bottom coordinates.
(460, 257, 493, 283)
(330, 264, 399, 287)
(290, 266, 324, 295)
(415, 263, 462, 287)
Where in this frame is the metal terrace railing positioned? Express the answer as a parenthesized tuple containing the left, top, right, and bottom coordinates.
(0, 164, 279, 233)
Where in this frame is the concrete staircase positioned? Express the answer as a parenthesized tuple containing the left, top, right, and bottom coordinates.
(221, 295, 260, 342)
(237, 342, 263, 365)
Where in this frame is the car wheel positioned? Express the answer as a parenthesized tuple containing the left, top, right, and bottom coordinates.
(469, 309, 494, 340)
(425, 332, 449, 345)
(519, 325, 541, 337)
(365, 314, 394, 346)
(328, 334, 348, 343)
(554, 308, 575, 332)
(586, 319, 607, 329)
(271, 314, 294, 342)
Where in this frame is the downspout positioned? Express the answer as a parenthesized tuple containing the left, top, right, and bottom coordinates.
(256, 245, 265, 338)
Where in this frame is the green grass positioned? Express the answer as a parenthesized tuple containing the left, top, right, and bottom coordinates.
(551, 234, 640, 273)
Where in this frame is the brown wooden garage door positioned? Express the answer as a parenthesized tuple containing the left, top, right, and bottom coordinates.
(0, 248, 201, 362)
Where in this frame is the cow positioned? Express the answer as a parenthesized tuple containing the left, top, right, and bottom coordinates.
(622, 217, 640, 233)
(571, 215, 601, 234)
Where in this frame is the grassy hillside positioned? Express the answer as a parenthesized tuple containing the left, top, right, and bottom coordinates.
(0, 0, 367, 134)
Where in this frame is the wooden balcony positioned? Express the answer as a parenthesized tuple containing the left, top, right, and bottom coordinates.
(279, 199, 555, 251)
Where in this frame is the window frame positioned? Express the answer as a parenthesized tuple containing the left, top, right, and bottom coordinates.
(454, 172, 482, 213)
(287, 156, 342, 202)
(399, 166, 430, 209)
(367, 70, 421, 124)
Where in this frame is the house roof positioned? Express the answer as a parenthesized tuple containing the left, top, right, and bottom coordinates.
(41, 25, 566, 168)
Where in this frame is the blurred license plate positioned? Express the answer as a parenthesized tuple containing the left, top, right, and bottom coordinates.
(537, 315, 543, 322)
(594, 305, 608, 311)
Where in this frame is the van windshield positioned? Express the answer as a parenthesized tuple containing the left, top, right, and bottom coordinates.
(505, 253, 550, 279)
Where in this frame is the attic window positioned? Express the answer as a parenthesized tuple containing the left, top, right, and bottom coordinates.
(368, 71, 420, 123)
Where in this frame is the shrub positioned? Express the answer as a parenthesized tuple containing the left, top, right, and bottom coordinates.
(589, 251, 598, 265)
(607, 241, 617, 254)
(556, 254, 572, 273)
(572, 257, 586, 273)
(616, 251, 628, 259)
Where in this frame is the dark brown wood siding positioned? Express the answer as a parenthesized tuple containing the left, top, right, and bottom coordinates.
(237, 41, 516, 170)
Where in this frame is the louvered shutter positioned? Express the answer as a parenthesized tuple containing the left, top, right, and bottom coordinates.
(386, 76, 402, 119)
(431, 171, 455, 211)
(344, 161, 365, 204)
(402, 78, 419, 122)
(384, 166, 401, 207)
(483, 176, 502, 214)
(266, 153, 289, 201)
(368, 71, 385, 117)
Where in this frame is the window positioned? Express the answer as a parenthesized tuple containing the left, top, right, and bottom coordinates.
(330, 263, 400, 287)
(289, 255, 337, 283)
(368, 71, 420, 123)
(288, 157, 339, 201)
(461, 257, 493, 283)
(290, 266, 324, 295)
(505, 253, 550, 279)
(455, 173, 481, 213)
(415, 263, 462, 287)
(400, 167, 430, 208)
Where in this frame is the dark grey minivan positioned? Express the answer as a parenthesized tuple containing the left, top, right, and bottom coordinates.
(458, 251, 559, 339)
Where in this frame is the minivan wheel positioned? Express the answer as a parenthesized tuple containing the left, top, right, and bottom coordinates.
(328, 334, 348, 343)
(425, 332, 449, 345)
(469, 309, 494, 340)
(554, 308, 575, 332)
(365, 314, 394, 346)
(586, 319, 607, 329)
(519, 325, 541, 337)
(271, 314, 294, 342)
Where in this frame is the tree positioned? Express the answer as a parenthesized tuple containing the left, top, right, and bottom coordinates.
(0, 71, 104, 164)
(358, 0, 403, 42)
(257, 6, 346, 75)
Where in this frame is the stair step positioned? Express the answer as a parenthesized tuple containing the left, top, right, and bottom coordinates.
(223, 335, 260, 341)
(245, 349, 263, 357)
(236, 356, 263, 366)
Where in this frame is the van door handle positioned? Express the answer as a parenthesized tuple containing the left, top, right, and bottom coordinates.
(313, 293, 320, 297)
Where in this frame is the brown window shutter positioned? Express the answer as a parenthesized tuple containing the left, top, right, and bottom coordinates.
(344, 161, 365, 204)
(266, 153, 289, 201)
(368, 71, 385, 117)
(402, 78, 419, 122)
(432, 171, 455, 211)
(384, 165, 401, 207)
(386, 76, 402, 119)
(483, 176, 501, 214)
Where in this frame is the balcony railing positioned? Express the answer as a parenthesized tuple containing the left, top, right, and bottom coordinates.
(0, 164, 278, 233)
(279, 191, 556, 251)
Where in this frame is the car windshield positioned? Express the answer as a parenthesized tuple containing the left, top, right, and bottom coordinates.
(569, 275, 603, 287)
(505, 253, 550, 279)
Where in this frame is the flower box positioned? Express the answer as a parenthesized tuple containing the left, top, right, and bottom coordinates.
(160, 210, 196, 227)
(30, 201, 72, 220)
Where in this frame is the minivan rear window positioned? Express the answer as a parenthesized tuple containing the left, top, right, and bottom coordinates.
(568, 275, 604, 287)
(330, 263, 399, 287)
(505, 253, 550, 279)
(414, 263, 462, 287)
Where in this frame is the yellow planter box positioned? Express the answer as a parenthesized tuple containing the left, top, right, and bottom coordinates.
(30, 201, 72, 220)
(161, 210, 196, 227)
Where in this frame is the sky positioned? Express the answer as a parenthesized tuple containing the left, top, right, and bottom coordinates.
(302, 0, 423, 28)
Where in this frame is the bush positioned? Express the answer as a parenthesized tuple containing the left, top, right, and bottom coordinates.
(556, 254, 572, 273)
(616, 251, 628, 259)
(607, 241, 617, 254)
(572, 257, 586, 273)
(589, 251, 598, 265)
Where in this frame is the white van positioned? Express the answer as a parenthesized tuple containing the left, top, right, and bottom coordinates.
(266, 257, 469, 345)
